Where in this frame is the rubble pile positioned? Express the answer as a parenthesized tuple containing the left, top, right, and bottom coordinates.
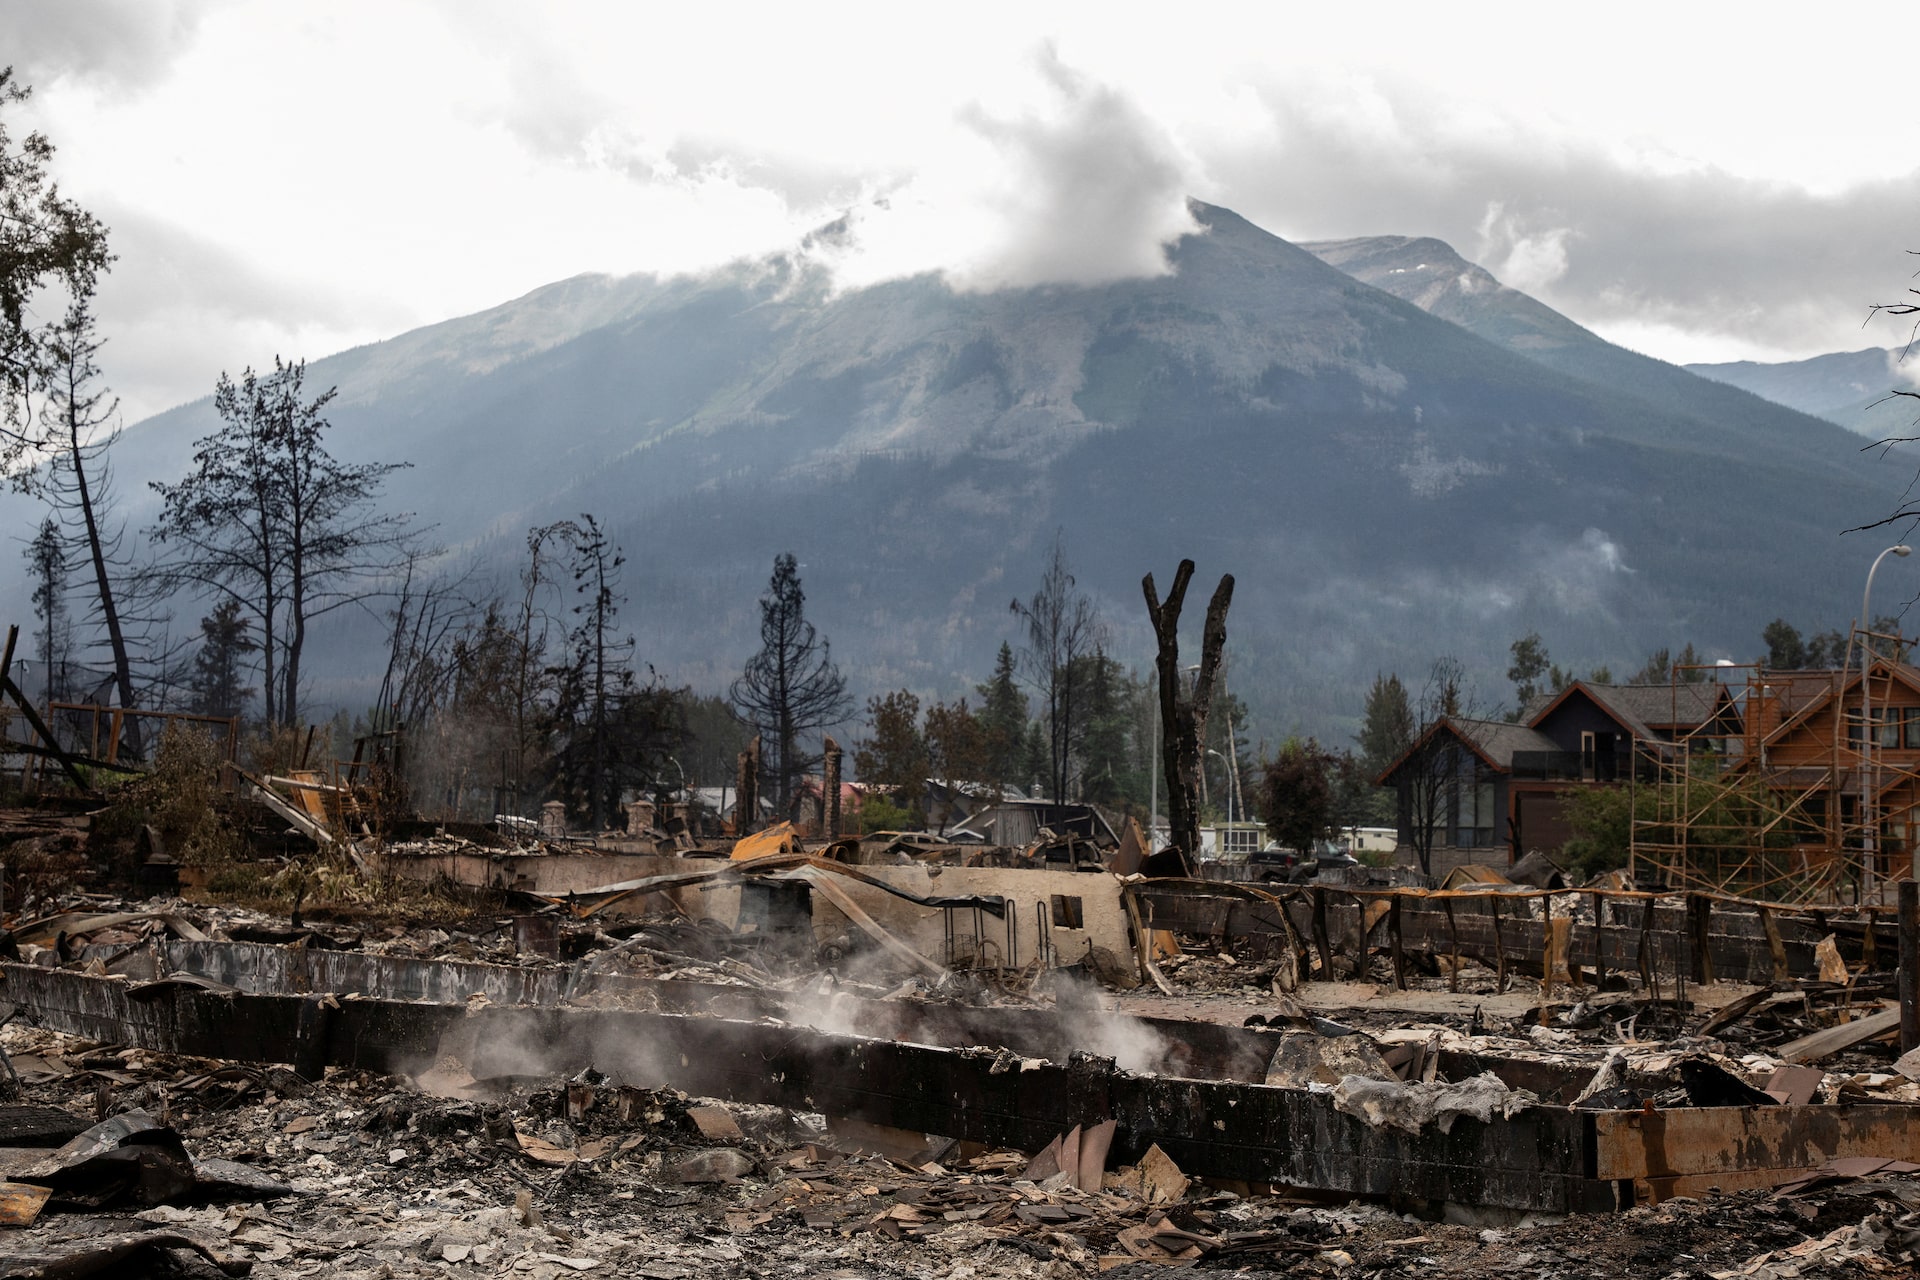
(1, 1014, 1918, 1277)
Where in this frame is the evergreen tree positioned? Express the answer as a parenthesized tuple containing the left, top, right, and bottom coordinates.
(1354, 672, 1413, 780)
(24, 514, 68, 702)
(854, 689, 928, 819)
(1507, 631, 1549, 717)
(189, 599, 257, 721)
(1076, 650, 1135, 807)
(975, 641, 1028, 788)
(730, 553, 851, 814)
(1020, 721, 1050, 798)
(1763, 619, 1807, 670)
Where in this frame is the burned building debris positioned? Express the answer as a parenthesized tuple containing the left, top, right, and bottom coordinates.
(0, 809, 1916, 1278)
(2, 623, 1920, 1274)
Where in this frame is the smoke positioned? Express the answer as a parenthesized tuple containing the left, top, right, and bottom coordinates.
(810, 48, 1200, 295)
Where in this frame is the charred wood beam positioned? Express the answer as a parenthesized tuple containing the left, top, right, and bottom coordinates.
(1131, 886, 1851, 986)
(2, 960, 1615, 1213)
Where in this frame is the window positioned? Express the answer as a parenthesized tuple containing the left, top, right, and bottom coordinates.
(1454, 779, 1496, 848)
(1220, 826, 1262, 857)
(1878, 707, 1905, 750)
(1050, 895, 1084, 929)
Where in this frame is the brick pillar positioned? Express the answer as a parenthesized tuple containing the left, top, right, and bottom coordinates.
(540, 800, 568, 839)
(823, 736, 843, 839)
(734, 736, 760, 836)
(625, 799, 655, 835)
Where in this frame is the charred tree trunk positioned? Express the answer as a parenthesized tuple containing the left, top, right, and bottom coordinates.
(1142, 560, 1234, 866)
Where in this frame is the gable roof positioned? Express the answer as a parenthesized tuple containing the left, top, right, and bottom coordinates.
(1375, 715, 1558, 785)
(1587, 682, 1731, 732)
(1528, 679, 1733, 740)
(1756, 658, 1920, 748)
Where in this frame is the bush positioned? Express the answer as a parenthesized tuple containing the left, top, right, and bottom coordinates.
(109, 723, 243, 867)
(859, 793, 917, 834)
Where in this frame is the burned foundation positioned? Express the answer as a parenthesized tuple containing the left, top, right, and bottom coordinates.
(9, 913, 1920, 1217)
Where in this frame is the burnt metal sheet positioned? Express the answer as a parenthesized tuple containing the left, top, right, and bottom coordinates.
(1593, 1103, 1920, 1183)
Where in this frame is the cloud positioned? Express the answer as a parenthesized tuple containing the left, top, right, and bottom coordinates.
(86, 206, 406, 423)
(1210, 78, 1920, 361)
(1475, 203, 1573, 296)
(809, 50, 1200, 293)
(0, 1, 209, 96)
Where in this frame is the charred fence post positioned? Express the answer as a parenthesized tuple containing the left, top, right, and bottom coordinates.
(1688, 894, 1715, 986)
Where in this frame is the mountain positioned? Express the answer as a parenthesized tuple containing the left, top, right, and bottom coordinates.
(18, 202, 1916, 742)
(1300, 235, 1891, 452)
(1684, 348, 1918, 440)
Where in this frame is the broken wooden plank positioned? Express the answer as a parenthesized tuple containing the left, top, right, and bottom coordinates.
(1776, 1006, 1901, 1063)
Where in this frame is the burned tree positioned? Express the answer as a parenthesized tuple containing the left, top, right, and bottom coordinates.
(1142, 559, 1234, 861)
(1010, 534, 1104, 801)
(16, 301, 148, 726)
(544, 515, 683, 831)
(730, 553, 850, 816)
(149, 358, 410, 726)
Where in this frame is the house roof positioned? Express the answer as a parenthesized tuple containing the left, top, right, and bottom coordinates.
(1528, 680, 1732, 740)
(1756, 659, 1920, 749)
(1375, 715, 1558, 784)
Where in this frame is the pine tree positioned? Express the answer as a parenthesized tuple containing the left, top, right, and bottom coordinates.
(975, 641, 1028, 789)
(24, 514, 69, 702)
(730, 553, 851, 814)
(1355, 673, 1413, 780)
(189, 599, 257, 721)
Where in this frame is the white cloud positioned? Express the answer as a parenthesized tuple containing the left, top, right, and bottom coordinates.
(7, 1, 1920, 422)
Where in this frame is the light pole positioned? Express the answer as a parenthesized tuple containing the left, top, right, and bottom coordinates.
(1860, 543, 1910, 900)
(1207, 749, 1233, 826)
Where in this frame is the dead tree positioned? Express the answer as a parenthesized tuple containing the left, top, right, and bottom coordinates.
(1142, 560, 1234, 863)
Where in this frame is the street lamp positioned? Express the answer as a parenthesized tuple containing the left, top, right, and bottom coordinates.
(1207, 748, 1233, 826)
(1860, 543, 1911, 899)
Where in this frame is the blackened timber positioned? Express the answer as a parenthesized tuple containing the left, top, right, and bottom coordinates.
(70, 940, 1284, 1084)
(3, 961, 1616, 1213)
(1129, 885, 1857, 985)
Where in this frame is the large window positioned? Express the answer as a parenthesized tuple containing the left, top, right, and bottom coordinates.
(1846, 705, 1920, 747)
(1454, 779, 1497, 849)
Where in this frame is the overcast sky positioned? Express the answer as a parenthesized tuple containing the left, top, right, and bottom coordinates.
(8, 0, 1920, 424)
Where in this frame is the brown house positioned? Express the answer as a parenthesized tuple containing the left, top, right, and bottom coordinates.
(1730, 658, 1920, 888)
